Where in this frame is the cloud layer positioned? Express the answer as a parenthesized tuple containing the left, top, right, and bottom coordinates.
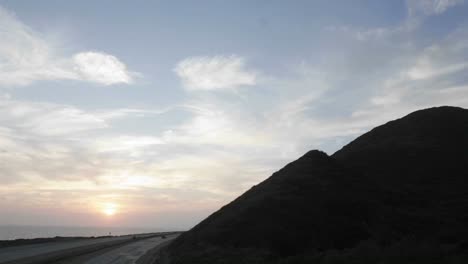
(1, 1, 468, 229)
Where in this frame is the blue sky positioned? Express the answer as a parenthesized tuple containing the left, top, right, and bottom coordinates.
(0, 0, 468, 229)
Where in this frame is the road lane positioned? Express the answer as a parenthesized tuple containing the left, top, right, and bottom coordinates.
(0, 234, 160, 264)
(83, 234, 178, 264)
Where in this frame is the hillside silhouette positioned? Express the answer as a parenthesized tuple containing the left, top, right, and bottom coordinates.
(167, 106, 468, 263)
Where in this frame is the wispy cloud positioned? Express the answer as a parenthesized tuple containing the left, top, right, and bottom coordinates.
(406, 32, 468, 80)
(327, 0, 465, 42)
(93, 135, 164, 155)
(0, 6, 136, 86)
(174, 55, 257, 91)
(0, 94, 169, 182)
(339, 24, 468, 131)
(0, 96, 108, 136)
(407, 0, 464, 16)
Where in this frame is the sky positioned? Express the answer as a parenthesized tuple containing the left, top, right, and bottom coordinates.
(0, 0, 468, 230)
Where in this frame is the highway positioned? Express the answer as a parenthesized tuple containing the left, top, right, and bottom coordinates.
(80, 235, 177, 264)
(0, 233, 175, 264)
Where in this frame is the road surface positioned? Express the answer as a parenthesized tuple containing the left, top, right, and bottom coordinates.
(81, 234, 177, 264)
(0, 233, 168, 264)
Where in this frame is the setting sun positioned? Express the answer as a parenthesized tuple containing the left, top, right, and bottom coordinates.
(102, 203, 118, 216)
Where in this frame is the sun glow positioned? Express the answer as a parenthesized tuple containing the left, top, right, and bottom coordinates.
(102, 203, 118, 216)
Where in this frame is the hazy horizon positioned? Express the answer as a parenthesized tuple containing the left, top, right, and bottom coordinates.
(0, 224, 167, 240)
(1, 0, 468, 231)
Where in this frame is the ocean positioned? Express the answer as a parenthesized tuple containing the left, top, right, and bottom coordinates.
(0, 225, 161, 240)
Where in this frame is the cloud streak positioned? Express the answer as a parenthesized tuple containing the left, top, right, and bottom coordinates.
(0, 6, 135, 86)
(407, 0, 464, 16)
(174, 55, 257, 91)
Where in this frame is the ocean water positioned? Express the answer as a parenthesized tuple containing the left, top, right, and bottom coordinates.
(0, 225, 160, 240)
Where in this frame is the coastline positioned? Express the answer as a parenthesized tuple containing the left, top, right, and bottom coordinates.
(0, 225, 166, 241)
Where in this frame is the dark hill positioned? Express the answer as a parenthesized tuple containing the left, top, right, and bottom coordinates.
(167, 106, 468, 263)
(334, 106, 468, 191)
